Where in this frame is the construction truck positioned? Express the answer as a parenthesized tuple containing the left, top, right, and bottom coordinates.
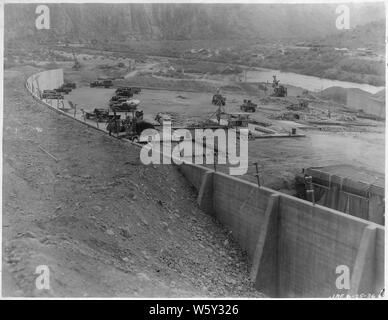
(240, 99, 257, 112)
(83, 108, 116, 122)
(72, 50, 81, 70)
(54, 85, 72, 94)
(273, 85, 288, 97)
(116, 87, 141, 95)
(106, 109, 152, 142)
(63, 82, 76, 89)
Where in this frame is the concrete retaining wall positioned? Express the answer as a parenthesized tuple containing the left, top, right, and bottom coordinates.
(179, 162, 384, 298)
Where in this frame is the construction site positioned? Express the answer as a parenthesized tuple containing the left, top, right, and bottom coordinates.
(2, 3, 385, 299)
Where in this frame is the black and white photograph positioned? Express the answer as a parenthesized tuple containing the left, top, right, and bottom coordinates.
(1, 0, 386, 302)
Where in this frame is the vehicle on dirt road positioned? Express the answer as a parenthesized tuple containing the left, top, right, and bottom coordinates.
(55, 85, 72, 94)
(116, 87, 141, 95)
(155, 112, 172, 125)
(212, 94, 226, 106)
(272, 85, 288, 97)
(110, 99, 140, 113)
(90, 80, 113, 88)
(83, 108, 119, 122)
(240, 100, 257, 112)
(113, 90, 134, 98)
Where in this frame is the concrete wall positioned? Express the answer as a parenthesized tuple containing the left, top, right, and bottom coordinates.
(347, 89, 385, 119)
(179, 162, 384, 298)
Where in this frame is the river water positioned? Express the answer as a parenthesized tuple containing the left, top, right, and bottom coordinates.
(246, 68, 384, 94)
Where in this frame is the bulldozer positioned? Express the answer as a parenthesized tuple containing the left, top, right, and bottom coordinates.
(240, 99, 257, 112)
(273, 85, 288, 97)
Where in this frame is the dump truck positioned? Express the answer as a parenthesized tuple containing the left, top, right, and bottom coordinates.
(54, 85, 72, 94)
(272, 85, 288, 97)
(63, 82, 76, 89)
(106, 111, 151, 142)
(116, 87, 141, 95)
(240, 100, 257, 112)
(110, 99, 140, 112)
(84, 108, 115, 122)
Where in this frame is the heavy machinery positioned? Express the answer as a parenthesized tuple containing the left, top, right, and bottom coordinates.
(113, 90, 134, 98)
(72, 50, 81, 70)
(287, 99, 309, 111)
(106, 109, 152, 141)
(90, 80, 113, 88)
(55, 85, 72, 94)
(83, 108, 118, 122)
(116, 87, 141, 95)
(109, 97, 129, 107)
(63, 82, 76, 89)
(240, 99, 257, 112)
(110, 99, 140, 113)
(212, 94, 226, 106)
(155, 112, 172, 125)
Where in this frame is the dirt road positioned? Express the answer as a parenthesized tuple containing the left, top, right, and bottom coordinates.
(2, 67, 262, 297)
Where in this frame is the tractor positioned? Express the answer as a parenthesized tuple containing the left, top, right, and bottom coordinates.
(63, 82, 76, 89)
(272, 85, 288, 97)
(41, 90, 64, 99)
(116, 87, 141, 95)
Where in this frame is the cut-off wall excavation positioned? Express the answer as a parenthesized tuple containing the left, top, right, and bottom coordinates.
(26, 69, 385, 298)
